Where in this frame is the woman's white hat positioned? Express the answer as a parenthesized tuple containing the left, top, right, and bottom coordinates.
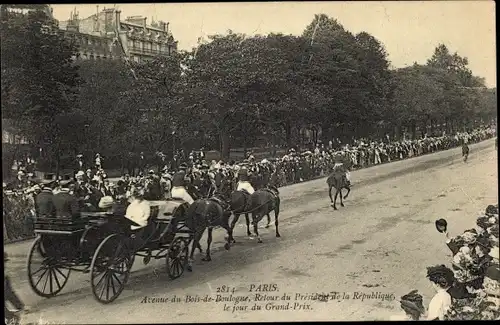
(489, 246, 499, 259)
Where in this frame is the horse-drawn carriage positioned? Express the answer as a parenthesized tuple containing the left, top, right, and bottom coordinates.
(27, 199, 194, 304)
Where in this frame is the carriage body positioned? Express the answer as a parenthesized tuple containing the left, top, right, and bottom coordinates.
(89, 199, 194, 304)
(27, 199, 194, 304)
(27, 212, 118, 298)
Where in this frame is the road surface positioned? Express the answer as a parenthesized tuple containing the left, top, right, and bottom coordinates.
(6, 139, 497, 323)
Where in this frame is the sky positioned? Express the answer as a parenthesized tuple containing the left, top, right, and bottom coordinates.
(51, 1, 496, 87)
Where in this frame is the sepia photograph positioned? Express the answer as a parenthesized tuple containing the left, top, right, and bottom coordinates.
(2, 1, 498, 323)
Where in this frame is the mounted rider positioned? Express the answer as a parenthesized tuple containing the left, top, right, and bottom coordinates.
(236, 167, 255, 194)
(333, 153, 351, 186)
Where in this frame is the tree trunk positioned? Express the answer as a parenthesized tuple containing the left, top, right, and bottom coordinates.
(394, 125, 401, 141)
(271, 133, 277, 157)
(55, 156, 60, 178)
(284, 122, 292, 148)
(243, 140, 247, 160)
(220, 129, 230, 160)
(411, 122, 416, 140)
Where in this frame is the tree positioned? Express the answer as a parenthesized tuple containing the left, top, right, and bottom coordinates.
(1, 6, 80, 175)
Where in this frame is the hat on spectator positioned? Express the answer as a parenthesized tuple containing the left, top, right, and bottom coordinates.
(59, 179, 72, 188)
(485, 205, 499, 216)
(399, 290, 425, 317)
(98, 196, 115, 209)
(76, 171, 85, 178)
(488, 246, 499, 260)
(435, 219, 448, 233)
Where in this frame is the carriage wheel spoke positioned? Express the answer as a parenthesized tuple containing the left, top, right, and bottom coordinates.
(54, 267, 69, 281)
(31, 266, 47, 277)
(49, 268, 54, 293)
(106, 273, 111, 300)
(177, 260, 182, 275)
(42, 269, 50, 294)
(52, 268, 62, 289)
(98, 272, 108, 299)
(95, 269, 107, 289)
(110, 272, 117, 296)
(35, 268, 49, 288)
(111, 272, 123, 287)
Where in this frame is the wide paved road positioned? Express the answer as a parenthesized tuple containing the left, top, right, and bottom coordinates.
(7, 139, 497, 323)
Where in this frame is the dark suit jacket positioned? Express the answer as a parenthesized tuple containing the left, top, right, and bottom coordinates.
(35, 190, 56, 217)
(53, 191, 80, 218)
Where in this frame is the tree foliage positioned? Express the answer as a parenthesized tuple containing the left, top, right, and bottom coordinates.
(2, 12, 496, 169)
(1, 6, 80, 173)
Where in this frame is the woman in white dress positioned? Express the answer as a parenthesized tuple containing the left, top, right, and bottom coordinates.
(426, 265, 454, 320)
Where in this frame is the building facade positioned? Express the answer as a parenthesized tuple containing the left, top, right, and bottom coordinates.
(58, 7, 177, 63)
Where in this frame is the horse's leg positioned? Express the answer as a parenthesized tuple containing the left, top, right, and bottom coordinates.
(245, 213, 252, 237)
(328, 185, 334, 204)
(333, 188, 339, 210)
(265, 213, 271, 228)
(253, 214, 262, 243)
(188, 229, 205, 271)
(340, 188, 345, 207)
(274, 204, 281, 238)
(223, 215, 235, 251)
(202, 227, 213, 262)
(343, 187, 351, 200)
(230, 213, 241, 233)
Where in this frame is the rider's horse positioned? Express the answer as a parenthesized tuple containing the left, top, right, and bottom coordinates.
(327, 172, 351, 210)
(229, 187, 281, 243)
(185, 194, 234, 263)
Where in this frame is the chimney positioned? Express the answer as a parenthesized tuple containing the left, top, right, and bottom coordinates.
(115, 10, 121, 31)
(158, 20, 167, 32)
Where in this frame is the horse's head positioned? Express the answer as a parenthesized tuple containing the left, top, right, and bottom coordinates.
(218, 177, 234, 197)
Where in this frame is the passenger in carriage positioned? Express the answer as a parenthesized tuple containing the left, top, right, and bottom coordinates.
(35, 180, 56, 218)
(170, 170, 195, 204)
(236, 168, 255, 194)
(124, 185, 150, 229)
(53, 180, 80, 219)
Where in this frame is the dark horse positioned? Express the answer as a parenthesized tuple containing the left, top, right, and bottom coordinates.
(327, 172, 351, 210)
(229, 186, 281, 243)
(185, 176, 236, 264)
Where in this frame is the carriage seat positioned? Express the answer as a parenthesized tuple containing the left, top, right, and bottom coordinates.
(34, 216, 87, 234)
(148, 200, 187, 220)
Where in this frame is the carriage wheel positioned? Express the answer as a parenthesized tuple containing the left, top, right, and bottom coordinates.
(27, 236, 71, 298)
(166, 237, 189, 279)
(90, 234, 134, 304)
